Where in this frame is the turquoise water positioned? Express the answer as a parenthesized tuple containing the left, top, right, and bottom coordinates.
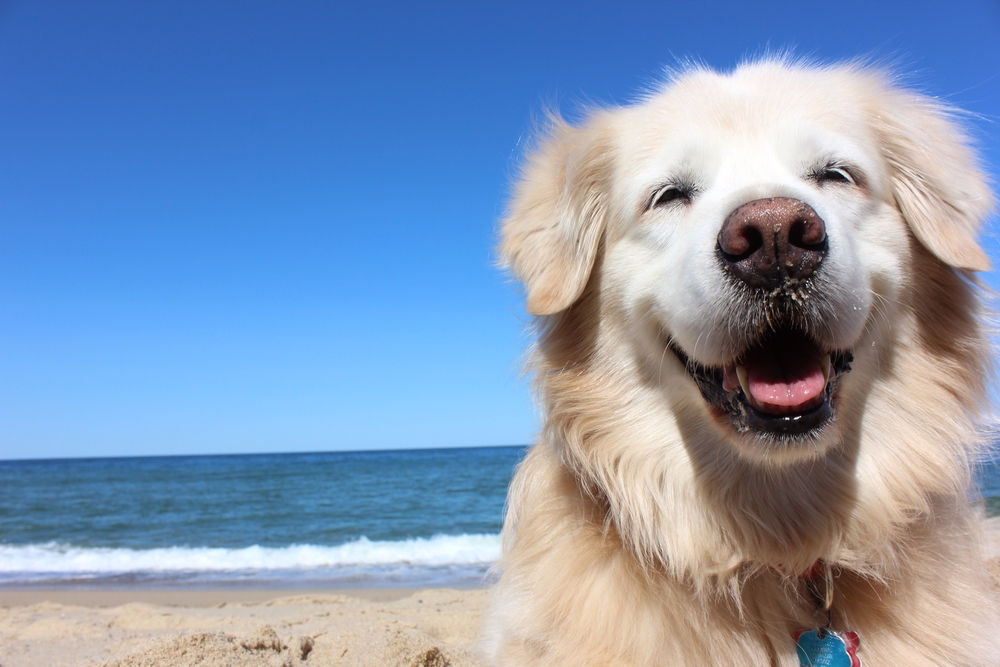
(0, 446, 996, 588)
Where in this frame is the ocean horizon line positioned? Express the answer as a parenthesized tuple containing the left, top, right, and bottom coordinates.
(0, 443, 531, 464)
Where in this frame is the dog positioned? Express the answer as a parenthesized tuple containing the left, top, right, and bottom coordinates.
(489, 59, 1000, 666)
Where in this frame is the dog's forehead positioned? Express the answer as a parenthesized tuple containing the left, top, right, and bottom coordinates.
(615, 65, 876, 172)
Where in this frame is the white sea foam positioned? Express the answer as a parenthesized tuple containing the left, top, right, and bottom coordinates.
(0, 534, 501, 575)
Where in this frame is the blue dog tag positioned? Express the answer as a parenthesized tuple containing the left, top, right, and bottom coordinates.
(794, 629, 861, 667)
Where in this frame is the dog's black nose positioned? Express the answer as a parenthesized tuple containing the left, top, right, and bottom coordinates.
(717, 197, 827, 289)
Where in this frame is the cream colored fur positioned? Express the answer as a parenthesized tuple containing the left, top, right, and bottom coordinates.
(489, 60, 1000, 666)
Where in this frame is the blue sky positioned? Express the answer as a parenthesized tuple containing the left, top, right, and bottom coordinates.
(1, 1, 998, 459)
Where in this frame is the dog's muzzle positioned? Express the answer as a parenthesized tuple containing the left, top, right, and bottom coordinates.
(673, 197, 852, 438)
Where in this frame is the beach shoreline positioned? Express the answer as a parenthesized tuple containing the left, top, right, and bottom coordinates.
(4, 518, 998, 667)
(0, 586, 438, 607)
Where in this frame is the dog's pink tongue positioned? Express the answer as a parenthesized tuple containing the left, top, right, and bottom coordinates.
(744, 353, 825, 408)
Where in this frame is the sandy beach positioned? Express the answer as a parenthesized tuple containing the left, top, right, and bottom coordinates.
(0, 587, 491, 667)
(5, 518, 999, 667)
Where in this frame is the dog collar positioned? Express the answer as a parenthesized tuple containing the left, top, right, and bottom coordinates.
(794, 561, 862, 667)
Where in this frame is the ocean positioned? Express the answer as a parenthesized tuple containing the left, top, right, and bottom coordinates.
(1, 446, 998, 589)
(0, 447, 525, 589)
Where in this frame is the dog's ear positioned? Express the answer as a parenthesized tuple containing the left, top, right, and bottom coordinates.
(870, 85, 993, 271)
(500, 114, 615, 316)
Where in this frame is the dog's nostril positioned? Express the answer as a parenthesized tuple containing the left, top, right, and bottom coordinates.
(788, 217, 826, 249)
(719, 225, 763, 259)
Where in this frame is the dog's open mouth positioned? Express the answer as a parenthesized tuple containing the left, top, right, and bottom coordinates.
(671, 331, 852, 437)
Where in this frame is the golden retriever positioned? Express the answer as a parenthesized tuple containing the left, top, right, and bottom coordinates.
(489, 59, 1000, 666)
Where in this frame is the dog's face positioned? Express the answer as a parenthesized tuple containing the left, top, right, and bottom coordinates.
(502, 62, 992, 465)
(605, 69, 896, 457)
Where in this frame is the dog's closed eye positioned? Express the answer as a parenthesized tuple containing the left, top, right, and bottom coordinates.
(811, 161, 860, 187)
(648, 182, 696, 210)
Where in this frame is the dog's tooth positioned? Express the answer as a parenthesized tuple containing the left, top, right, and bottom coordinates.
(736, 365, 751, 397)
(821, 354, 832, 384)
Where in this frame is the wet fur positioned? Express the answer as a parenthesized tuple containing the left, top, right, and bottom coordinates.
(489, 60, 1000, 666)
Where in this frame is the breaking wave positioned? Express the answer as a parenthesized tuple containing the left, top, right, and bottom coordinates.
(0, 534, 501, 587)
